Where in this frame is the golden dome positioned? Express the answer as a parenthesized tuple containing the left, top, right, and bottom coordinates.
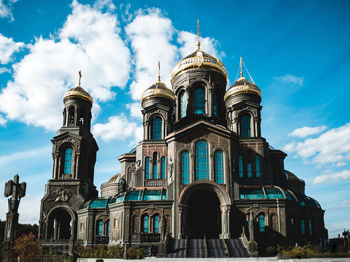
(141, 81, 175, 102)
(63, 85, 93, 104)
(224, 76, 261, 102)
(171, 49, 228, 84)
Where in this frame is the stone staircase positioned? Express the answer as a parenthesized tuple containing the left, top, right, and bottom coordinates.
(166, 237, 250, 258)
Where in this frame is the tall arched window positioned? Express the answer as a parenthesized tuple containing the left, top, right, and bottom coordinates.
(308, 220, 312, 234)
(259, 213, 265, 232)
(181, 151, 189, 185)
(238, 155, 244, 178)
(195, 140, 209, 180)
(106, 220, 110, 237)
(152, 152, 157, 179)
(213, 93, 218, 117)
(142, 215, 149, 233)
(247, 161, 252, 178)
(180, 91, 187, 118)
(214, 150, 224, 184)
(194, 87, 205, 115)
(256, 155, 261, 177)
(97, 220, 103, 236)
(301, 219, 305, 235)
(151, 117, 162, 140)
(64, 148, 73, 174)
(153, 215, 160, 233)
(240, 114, 251, 138)
(161, 156, 166, 179)
(145, 157, 150, 179)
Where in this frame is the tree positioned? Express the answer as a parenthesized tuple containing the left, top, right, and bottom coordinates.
(12, 233, 40, 262)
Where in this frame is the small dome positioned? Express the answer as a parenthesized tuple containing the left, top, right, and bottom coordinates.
(141, 81, 175, 102)
(171, 49, 228, 84)
(64, 85, 93, 104)
(224, 76, 261, 102)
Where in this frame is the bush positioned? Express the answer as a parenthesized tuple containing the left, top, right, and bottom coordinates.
(12, 233, 41, 262)
(127, 246, 145, 259)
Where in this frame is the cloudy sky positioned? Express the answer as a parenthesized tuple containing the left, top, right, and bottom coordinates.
(0, 0, 349, 238)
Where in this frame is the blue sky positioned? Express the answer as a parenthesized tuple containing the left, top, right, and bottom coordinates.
(0, 0, 349, 238)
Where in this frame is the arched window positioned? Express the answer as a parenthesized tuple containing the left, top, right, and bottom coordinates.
(214, 150, 224, 184)
(152, 152, 157, 179)
(153, 215, 160, 233)
(151, 117, 162, 140)
(213, 93, 218, 117)
(301, 219, 305, 235)
(142, 215, 149, 233)
(161, 156, 166, 179)
(259, 213, 265, 232)
(97, 220, 103, 236)
(181, 151, 189, 185)
(195, 140, 209, 180)
(145, 157, 150, 179)
(238, 155, 244, 178)
(256, 155, 261, 177)
(106, 220, 110, 237)
(247, 161, 252, 178)
(308, 220, 312, 234)
(194, 87, 205, 115)
(240, 114, 251, 138)
(180, 91, 187, 118)
(64, 148, 73, 174)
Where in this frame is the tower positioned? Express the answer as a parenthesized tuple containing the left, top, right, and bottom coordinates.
(39, 72, 98, 243)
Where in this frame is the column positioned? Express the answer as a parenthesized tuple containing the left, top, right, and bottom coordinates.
(220, 205, 231, 239)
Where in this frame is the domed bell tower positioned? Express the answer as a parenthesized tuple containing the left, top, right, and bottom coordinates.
(171, 21, 227, 128)
(39, 72, 98, 243)
(224, 58, 262, 138)
(141, 62, 175, 141)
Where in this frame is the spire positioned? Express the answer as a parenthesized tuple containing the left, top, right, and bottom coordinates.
(158, 61, 161, 82)
(196, 19, 200, 50)
(240, 57, 243, 77)
(78, 70, 82, 87)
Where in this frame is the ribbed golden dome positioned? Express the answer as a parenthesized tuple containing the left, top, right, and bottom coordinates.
(64, 85, 93, 104)
(141, 81, 175, 102)
(171, 49, 228, 84)
(224, 76, 261, 101)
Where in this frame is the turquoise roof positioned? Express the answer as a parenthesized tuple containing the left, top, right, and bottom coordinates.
(80, 189, 167, 209)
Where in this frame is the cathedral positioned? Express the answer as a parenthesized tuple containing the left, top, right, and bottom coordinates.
(39, 35, 328, 256)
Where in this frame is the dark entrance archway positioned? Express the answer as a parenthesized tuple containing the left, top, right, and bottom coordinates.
(187, 189, 221, 238)
(47, 207, 72, 240)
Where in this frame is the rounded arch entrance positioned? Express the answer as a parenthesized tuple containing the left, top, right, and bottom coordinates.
(46, 206, 75, 241)
(178, 181, 231, 239)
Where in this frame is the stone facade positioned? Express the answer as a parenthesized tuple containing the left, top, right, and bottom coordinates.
(39, 47, 328, 254)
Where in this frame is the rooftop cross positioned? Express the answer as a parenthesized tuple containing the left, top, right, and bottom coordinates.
(78, 70, 82, 87)
(197, 19, 200, 50)
(158, 61, 161, 82)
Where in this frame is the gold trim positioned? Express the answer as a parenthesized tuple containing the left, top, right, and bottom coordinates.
(64, 90, 93, 104)
(141, 88, 175, 101)
(224, 84, 261, 101)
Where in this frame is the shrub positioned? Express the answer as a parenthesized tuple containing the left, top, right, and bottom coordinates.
(127, 246, 145, 259)
(12, 233, 41, 262)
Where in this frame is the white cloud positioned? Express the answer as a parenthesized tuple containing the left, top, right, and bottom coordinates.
(177, 31, 222, 59)
(0, 67, 10, 73)
(126, 102, 142, 119)
(341, 199, 350, 205)
(0, 0, 14, 21)
(0, 34, 25, 64)
(284, 123, 350, 166)
(125, 8, 178, 101)
(0, 114, 6, 126)
(289, 125, 327, 138)
(92, 113, 139, 142)
(313, 169, 350, 184)
(273, 74, 304, 86)
(0, 1, 130, 131)
(93, 0, 115, 12)
(0, 146, 50, 165)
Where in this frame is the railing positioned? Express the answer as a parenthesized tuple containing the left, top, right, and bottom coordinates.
(140, 233, 160, 242)
(95, 236, 109, 244)
(145, 180, 167, 187)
